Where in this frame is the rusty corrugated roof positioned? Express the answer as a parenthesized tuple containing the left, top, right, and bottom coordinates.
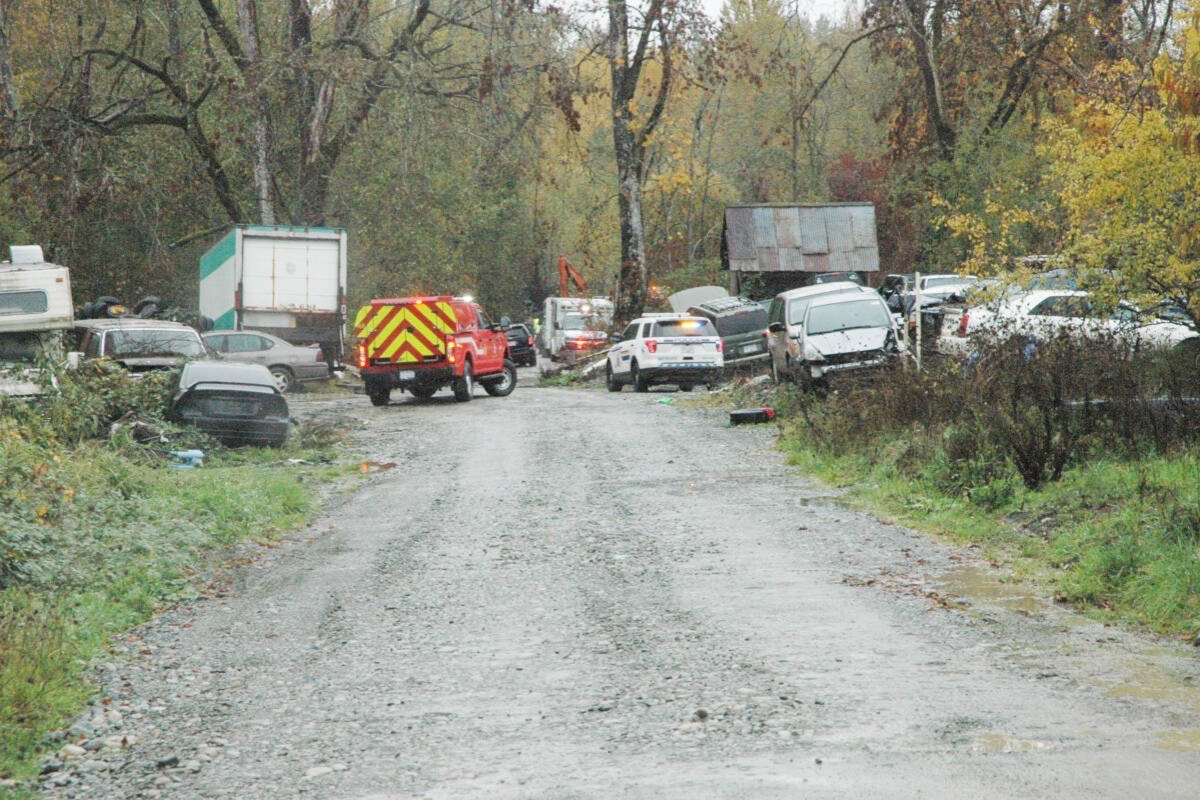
(721, 203, 879, 273)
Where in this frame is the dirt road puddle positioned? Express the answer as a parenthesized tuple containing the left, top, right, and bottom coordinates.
(1156, 729, 1200, 751)
(936, 565, 1045, 615)
(971, 733, 1060, 753)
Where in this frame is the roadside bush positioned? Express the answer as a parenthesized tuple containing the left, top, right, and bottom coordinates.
(786, 324, 1200, 491)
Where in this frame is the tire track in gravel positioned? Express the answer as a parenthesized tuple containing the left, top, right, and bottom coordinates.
(40, 383, 1200, 800)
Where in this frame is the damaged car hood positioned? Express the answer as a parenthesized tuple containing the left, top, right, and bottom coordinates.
(806, 327, 890, 356)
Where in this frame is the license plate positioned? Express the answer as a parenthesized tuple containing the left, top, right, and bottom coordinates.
(399, 370, 415, 380)
(210, 399, 255, 416)
(741, 343, 761, 354)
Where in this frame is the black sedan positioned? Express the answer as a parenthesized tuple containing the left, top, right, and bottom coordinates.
(506, 323, 537, 366)
(168, 361, 290, 447)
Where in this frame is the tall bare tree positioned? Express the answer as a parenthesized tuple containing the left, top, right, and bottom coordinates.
(607, 0, 673, 320)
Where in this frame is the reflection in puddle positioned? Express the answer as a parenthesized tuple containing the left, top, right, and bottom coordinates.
(936, 566, 1045, 615)
(971, 733, 1060, 753)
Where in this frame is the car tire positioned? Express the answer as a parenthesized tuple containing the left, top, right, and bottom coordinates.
(631, 360, 649, 392)
(269, 365, 295, 394)
(483, 359, 517, 397)
(366, 381, 390, 407)
(678, 383, 694, 392)
(453, 360, 474, 402)
(606, 363, 622, 392)
(410, 385, 436, 400)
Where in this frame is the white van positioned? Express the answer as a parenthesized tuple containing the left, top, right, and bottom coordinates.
(766, 283, 904, 387)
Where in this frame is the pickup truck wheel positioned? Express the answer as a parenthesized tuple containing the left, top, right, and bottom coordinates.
(410, 385, 436, 400)
(678, 383, 694, 392)
(632, 361, 649, 392)
(453, 360, 474, 402)
(366, 381, 390, 407)
(269, 366, 295, 393)
(483, 359, 517, 397)
(606, 363, 622, 392)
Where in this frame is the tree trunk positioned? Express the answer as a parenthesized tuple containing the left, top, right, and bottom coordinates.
(607, 0, 668, 321)
(612, 113, 647, 317)
(236, 0, 276, 224)
(0, 0, 19, 131)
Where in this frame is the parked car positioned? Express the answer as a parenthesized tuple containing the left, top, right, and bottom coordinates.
(767, 286, 905, 386)
(686, 296, 769, 367)
(605, 314, 723, 392)
(766, 282, 875, 382)
(73, 318, 209, 372)
(167, 361, 290, 447)
(804, 271, 864, 286)
(880, 273, 979, 313)
(202, 330, 329, 393)
(505, 323, 537, 366)
(947, 290, 1200, 355)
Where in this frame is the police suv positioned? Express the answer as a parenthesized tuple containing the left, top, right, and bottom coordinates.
(605, 313, 723, 392)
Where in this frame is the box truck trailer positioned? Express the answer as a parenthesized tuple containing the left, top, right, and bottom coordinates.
(200, 225, 348, 367)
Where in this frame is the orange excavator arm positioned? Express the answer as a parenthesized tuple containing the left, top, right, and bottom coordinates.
(558, 255, 587, 297)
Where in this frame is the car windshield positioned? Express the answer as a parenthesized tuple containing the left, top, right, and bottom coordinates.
(506, 327, 528, 340)
(923, 275, 975, 289)
(651, 319, 712, 337)
(0, 331, 42, 361)
(561, 312, 587, 330)
(105, 329, 205, 358)
(787, 292, 848, 325)
(806, 300, 891, 335)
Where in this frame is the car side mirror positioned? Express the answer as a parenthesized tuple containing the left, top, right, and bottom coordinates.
(609, 333, 621, 343)
(768, 321, 784, 333)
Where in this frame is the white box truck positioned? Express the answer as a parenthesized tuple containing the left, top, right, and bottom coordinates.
(541, 296, 614, 362)
(0, 245, 74, 396)
(200, 225, 348, 367)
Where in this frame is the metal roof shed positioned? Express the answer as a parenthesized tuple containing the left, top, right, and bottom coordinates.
(720, 203, 880, 294)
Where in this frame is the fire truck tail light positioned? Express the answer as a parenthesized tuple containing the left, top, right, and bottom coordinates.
(357, 342, 368, 369)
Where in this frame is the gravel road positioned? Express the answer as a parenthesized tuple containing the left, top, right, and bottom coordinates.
(39, 375, 1200, 798)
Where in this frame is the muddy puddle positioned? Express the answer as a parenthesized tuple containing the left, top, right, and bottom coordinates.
(936, 564, 1046, 615)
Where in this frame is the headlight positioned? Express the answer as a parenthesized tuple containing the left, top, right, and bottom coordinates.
(802, 342, 825, 362)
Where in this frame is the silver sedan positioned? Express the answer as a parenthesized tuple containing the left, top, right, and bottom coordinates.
(201, 330, 330, 392)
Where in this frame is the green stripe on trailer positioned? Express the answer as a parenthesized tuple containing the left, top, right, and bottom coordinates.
(200, 230, 237, 280)
(211, 308, 237, 330)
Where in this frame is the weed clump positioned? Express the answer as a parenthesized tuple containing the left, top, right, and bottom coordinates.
(771, 328, 1200, 635)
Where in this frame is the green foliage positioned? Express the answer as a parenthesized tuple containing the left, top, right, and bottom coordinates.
(0, 591, 92, 778)
(0, 364, 359, 780)
(767, 341, 1200, 637)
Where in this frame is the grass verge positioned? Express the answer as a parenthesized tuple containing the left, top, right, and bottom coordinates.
(716, 372, 1200, 642)
(0, 407, 359, 787)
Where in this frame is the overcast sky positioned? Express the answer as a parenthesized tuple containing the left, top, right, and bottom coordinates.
(701, 0, 860, 25)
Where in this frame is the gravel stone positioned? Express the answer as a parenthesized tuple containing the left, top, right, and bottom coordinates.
(38, 384, 1200, 799)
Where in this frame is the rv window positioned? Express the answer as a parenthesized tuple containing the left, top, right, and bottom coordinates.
(0, 290, 48, 315)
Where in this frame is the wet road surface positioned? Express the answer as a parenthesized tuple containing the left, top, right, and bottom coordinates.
(44, 378, 1200, 798)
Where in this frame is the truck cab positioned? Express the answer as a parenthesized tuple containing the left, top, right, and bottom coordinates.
(541, 296, 614, 363)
